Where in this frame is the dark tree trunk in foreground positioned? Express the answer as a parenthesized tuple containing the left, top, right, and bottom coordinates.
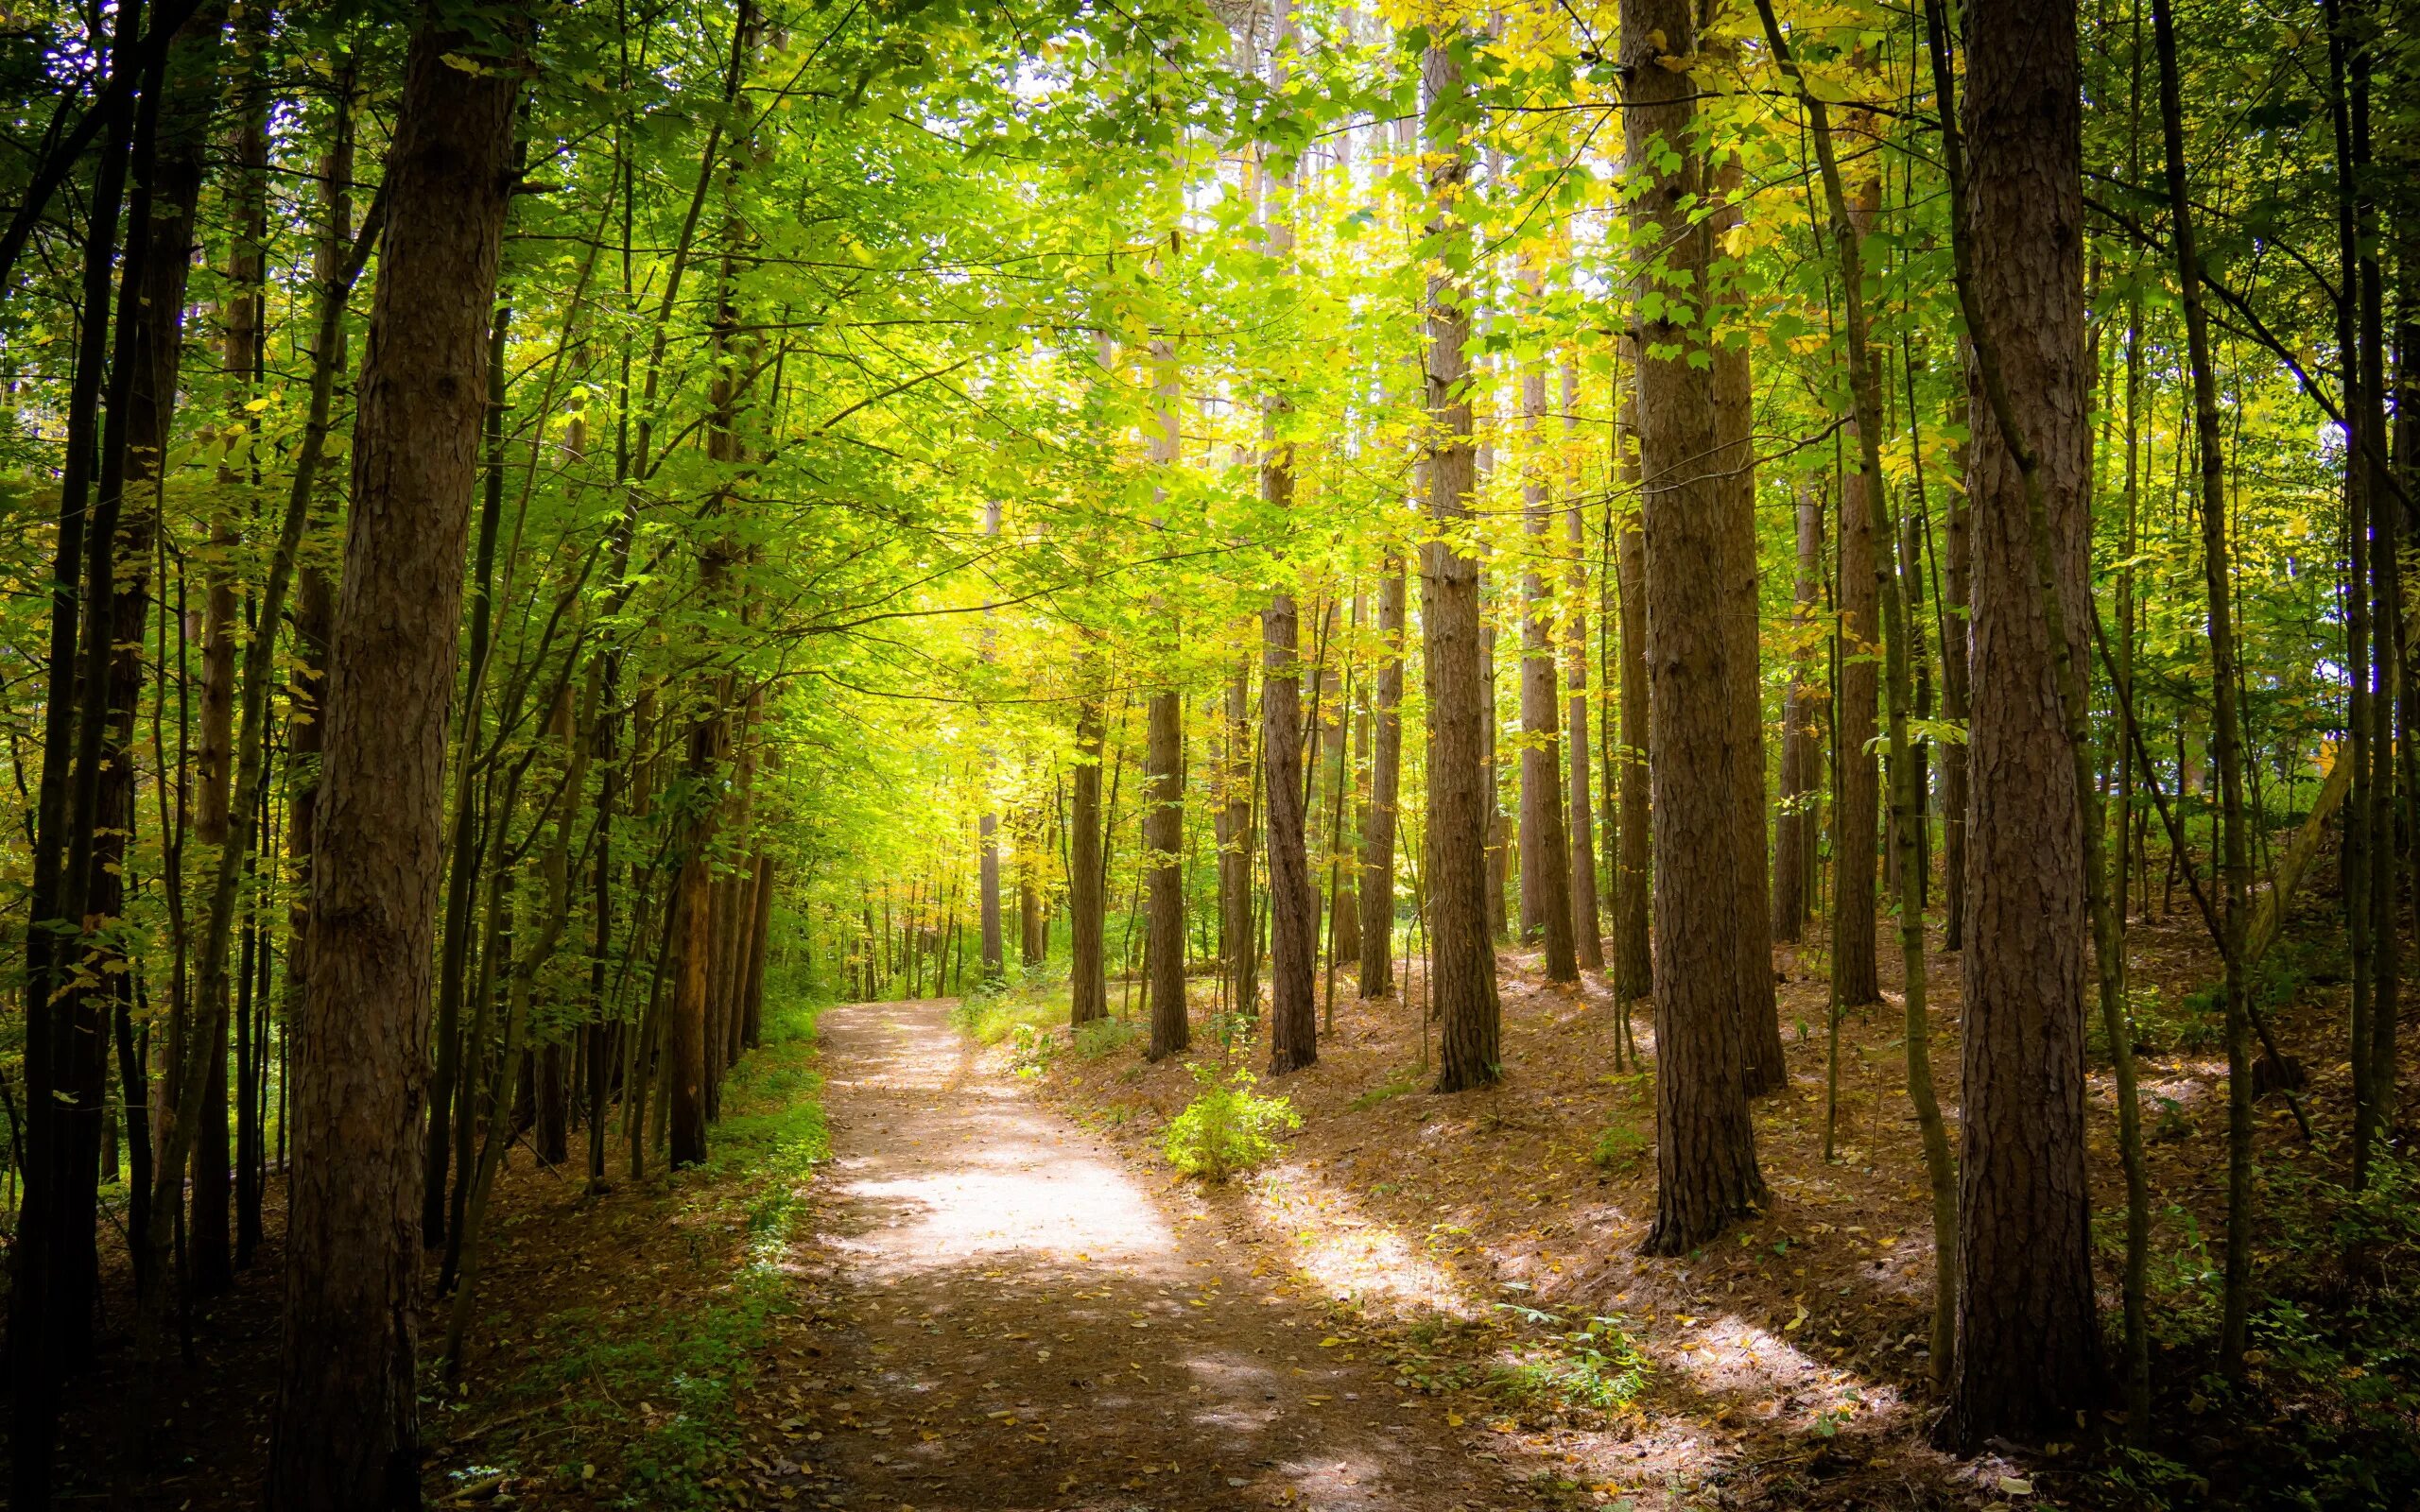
(1624, 0, 1765, 1255)
(1358, 559, 1405, 996)
(1833, 380, 1881, 1005)
(1422, 35, 1500, 1092)
(1940, 0, 2103, 1448)
(268, 19, 520, 1508)
(1772, 480, 1824, 943)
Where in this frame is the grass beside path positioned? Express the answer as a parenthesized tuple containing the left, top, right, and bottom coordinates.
(426, 998, 839, 1510)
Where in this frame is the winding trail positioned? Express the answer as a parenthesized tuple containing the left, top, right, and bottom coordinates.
(804, 998, 1539, 1511)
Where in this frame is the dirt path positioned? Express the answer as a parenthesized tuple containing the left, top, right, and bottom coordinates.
(802, 998, 1547, 1512)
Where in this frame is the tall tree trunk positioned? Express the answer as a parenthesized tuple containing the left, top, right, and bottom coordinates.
(1929, 0, 2104, 1449)
(1773, 479, 1824, 943)
(1562, 363, 1604, 972)
(80, 0, 233, 1360)
(2152, 0, 2255, 1372)
(268, 19, 521, 1506)
(1220, 661, 1256, 1014)
(190, 4, 271, 1297)
(1612, 386, 1652, 1004)
(1421, 34, 1500, 1093)
(1706, 150, 1785, 1093)
(979, 498, 1006, 983)
(1941, 389, 1972, 950)
(1358, 558, 1405, 996)
(1625, 0, 1766, 1253)
(1071, 678, 1109, 1024)
(1145, 347, 1189, 1062)
(1520, 352, 1578, 983)
(1830, 154, 1883, 1008)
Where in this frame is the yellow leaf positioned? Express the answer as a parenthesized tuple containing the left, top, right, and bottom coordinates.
(1998, 1476, 2033, 1495)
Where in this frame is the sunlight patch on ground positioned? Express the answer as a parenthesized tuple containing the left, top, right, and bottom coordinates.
(1243, 1157, 1486, 1320)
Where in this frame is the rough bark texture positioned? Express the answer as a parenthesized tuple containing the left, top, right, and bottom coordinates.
(1520, 361, 1578, 983)
(1070, 687, 1108, 1024)
(268, 22, 520, 1508)
(1624, 0, 1766, 1254)
(1220, 665, 1256, 1016)
(1265, 591, 1316, 1071)
(1773, 479, 1824, 942)
(1707, 153, 1784, 1092)
(1942, 0, 2104, 1447)
(1562, 365, 1604, 971)
(1833, 414, 1881, 1005)
(81, 0, 232, 1354)
(1144, 685, 1188, 1060)
(1357, 560, 1405, 996)
(1612, 397, 1652, 1004)
(1422, 38, 1500, 1093)
(1941, 392, 1972, 950)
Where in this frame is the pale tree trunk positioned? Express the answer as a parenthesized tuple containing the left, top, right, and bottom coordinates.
(1625, 0, 1765, 1254)
(268, 19, 521, 1505)
(1357, 558, 1405, 996)
(1422, 35, 1501, 1092)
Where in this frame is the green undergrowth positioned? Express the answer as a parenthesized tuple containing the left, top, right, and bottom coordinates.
(462, 999, 830, 1510)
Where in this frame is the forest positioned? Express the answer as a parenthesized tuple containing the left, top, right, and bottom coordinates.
(0, 0, 2413, 1506)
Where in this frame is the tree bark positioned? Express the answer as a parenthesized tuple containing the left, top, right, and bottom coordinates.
(1071, 679, 1109, 1024)
(1611, 387, 1652, 1005)
(1773, 479, 1824, 943)
(1520, 355, 1578, 983)
(1422, 34, 1500, 1093)
(1358, 558, 1405, 995)
(268, 18, 521, 1507)
(1624, 0, 1766, 1253)
(1936, 0, 2104, 1447)
(1562, 364, 1604, 972)
(1144, 346, 1188, 1061)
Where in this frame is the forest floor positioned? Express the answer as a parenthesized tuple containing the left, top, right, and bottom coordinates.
(27, 897, 2418, 1511)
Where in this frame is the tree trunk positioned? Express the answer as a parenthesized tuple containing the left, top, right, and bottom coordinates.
(1612, 403, 1652, 1005)
(1358, 558, 1405, 996)
(1520, 355, 1579, 983)
(1562, 363, 1604, 972)
(1624, 0, 1766, 1254)
(268, 20, 521, 1507)
(1220, 662, 1256, 1015)
(1070, 680, 1109, 1024)
(1936, 0, 2104, 1448)
(1423, 36, 1501, 1092)
(1145, 348, 1188, 1061)
(1773, 479, 1824, 943)
(1941, 390, 1972, 951)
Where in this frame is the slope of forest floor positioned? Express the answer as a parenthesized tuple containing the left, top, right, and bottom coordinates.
(26, 897, 2419, 1511)
(1008, 902, 2419, 1512)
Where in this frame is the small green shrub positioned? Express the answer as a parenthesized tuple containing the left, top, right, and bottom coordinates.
(1486, 1304, 1651, 1412)
(1007, 1022, 1060, 1077)
(1163, 1061, 1301, 1180)
(1073, 1016, 1139, 1061)
(1590, 1123, 1648, 1171)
